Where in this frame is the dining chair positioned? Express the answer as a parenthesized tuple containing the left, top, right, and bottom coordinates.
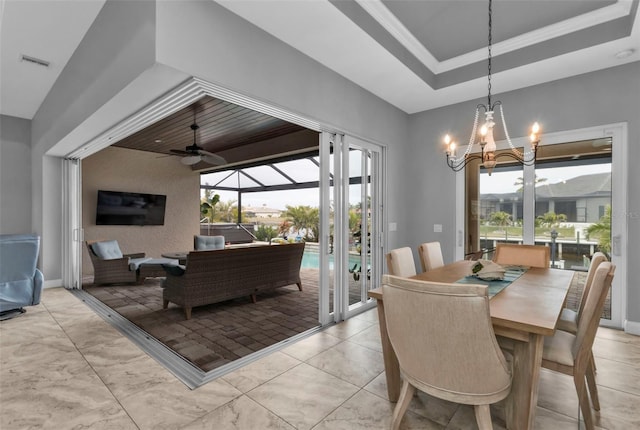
(492, 243, 550, 268)
(541, 262, 615, 430)
(417, 241, 444, 272)
(385, 247, 417, 277)
(557, 252, 608, 334)
(382, 274, 511, 430)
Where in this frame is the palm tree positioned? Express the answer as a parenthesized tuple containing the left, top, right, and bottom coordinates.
(283, 205, 319, 241)
(536, 211, 567, 228)
(489, 211, 512, 227)
(586, 205, 612, 255)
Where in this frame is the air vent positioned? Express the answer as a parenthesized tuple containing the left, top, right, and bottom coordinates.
(20, 54, 50, 68)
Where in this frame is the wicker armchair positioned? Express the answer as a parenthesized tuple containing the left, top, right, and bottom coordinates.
(85, 240, 146, 285)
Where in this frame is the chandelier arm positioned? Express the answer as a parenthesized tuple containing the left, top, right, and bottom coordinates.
(447, 153, 483, 172)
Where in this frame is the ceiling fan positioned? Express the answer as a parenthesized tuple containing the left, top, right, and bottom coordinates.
(170, 123, 227, 166)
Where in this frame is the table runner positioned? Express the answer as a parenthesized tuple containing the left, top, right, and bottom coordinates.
(455, 266, 528, 297)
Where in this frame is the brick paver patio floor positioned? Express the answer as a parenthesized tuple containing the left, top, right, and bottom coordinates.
(83, 267, 609, 373)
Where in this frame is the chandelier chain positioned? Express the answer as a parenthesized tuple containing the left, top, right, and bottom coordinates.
(487, 0, 493, 108)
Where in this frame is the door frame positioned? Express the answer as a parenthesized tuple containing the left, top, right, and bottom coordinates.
(456, 122, 628, 328)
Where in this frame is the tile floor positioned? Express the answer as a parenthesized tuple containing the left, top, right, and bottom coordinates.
(1, 287, 639, 429)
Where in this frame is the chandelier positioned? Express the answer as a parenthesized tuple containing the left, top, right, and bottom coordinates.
(444, 0, 541, 175)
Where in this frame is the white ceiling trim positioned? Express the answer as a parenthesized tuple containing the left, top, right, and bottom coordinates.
(354, 0, 439, 71)
(360, 0, 633, 74)
(440, 0, 634, 73)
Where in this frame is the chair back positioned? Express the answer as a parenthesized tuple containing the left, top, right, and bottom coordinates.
(577, 252, 608, 321)
(493, 243, 549, 268)
(0, 234, 40, 284)
(0, 234, 43, 312)
(382, 274, 511, 404)
(417, 241, 444, 271)
(194, 235, 225, 250)
(573, 262, 615, 373)
(385, 247, 417, 277)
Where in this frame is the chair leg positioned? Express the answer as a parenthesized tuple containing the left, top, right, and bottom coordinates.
(474, 404, 494, 430)
(163, 299, 169, 309)
(586, 357, 600, 411)
(591, 350, 597, 372)
(297, 281, 303, 291)
(575, 373, 594, 430)
(185, 307, 192, 320)
(391, 380, 415, 430)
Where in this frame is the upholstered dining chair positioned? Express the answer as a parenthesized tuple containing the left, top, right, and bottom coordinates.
(382, 275, 512, 430)
(541, 262, 615, 430)
(557, 252, 608, 334)
(493, 243, 550, 268)
(417, 241, 444, 272)
(385, 247, 417, 277)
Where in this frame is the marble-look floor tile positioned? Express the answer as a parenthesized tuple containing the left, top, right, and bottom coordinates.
(181, 395, 295, 429)
(1, 358, 124, 429)
(307, 340, 385, 387)
(593, 355, 640, 396)
(223, 351, 301, 393)
(407, 391, 460, 427)
(596, 327, 640, 346)
(40, 286, 83, 309)
(312, 389, 443, 430)
(537, 368, 580, 418)
(1, 331, 80, 371)
(322, 317, 375, 340)
(119, 377, 241, 429)
(593, 336, 640, 367)
(342, 324, 383, 352)
(352, 307, 379, 323)
(445, 404, 506, 430)
(363, 371, 390, 400)
(81, 336, 175, 398)
(58, 315, 126, 350)
(281, 331, 342, 361)
(533, 407, 596, 430)
(595, 384, 640, 428)
(248, 363, 359, 430)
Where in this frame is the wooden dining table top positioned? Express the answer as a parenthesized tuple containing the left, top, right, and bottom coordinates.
(369, 260, 574, 337)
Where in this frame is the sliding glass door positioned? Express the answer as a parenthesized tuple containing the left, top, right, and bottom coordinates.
(463, 124, 627, 328)
(320, 133, 384, 324)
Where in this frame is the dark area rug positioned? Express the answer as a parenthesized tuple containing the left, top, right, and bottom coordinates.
(84, 269, 323, 372)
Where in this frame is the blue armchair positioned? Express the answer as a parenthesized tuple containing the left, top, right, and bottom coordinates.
(0, 234, 44, 317)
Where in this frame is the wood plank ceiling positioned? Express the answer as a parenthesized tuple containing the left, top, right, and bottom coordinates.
(114, 95, 312, 169)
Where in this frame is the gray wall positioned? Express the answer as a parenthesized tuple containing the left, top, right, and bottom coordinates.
(0, 115, 32, 234)
(26, 0, 408, 283)
(2, 0, 636, 327)
(407, 61, 640, 325)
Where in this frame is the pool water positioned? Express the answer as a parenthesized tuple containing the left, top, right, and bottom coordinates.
(301, 250, 365, 270)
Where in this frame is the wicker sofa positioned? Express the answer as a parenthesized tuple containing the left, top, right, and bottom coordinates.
(162, 242, 305, 319)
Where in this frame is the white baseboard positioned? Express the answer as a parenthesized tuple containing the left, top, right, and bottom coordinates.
(624, 320, 640, 336)
(44, 279, 64, 289)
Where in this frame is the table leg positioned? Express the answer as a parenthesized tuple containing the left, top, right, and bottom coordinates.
(375, 300, 401, 402)
(505, 333, 544, 430)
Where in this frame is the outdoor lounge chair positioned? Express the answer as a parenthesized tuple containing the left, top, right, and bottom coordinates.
(85, 240, 147, 285)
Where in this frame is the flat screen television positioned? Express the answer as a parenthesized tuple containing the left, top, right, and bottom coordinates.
(96, 190, 166, 226)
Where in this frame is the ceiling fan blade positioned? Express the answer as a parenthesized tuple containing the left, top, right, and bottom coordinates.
(181, 155, 202, 165)
(170, 149, 190, 156)
(199, 152, 227, 165)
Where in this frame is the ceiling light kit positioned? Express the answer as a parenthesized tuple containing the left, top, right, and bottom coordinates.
(443, 0, 541, 175)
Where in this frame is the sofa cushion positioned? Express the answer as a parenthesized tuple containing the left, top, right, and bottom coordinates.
(194, 235, 225, 250)
(91, 240, 123, 260)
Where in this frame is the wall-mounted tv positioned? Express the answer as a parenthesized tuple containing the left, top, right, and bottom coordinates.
(96, 190, 167, 226)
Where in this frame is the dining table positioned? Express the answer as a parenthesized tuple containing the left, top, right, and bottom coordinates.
(368, 259, 574, 430)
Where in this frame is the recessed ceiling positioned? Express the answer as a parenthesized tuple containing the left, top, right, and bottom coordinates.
(1, 0, 638, 119)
